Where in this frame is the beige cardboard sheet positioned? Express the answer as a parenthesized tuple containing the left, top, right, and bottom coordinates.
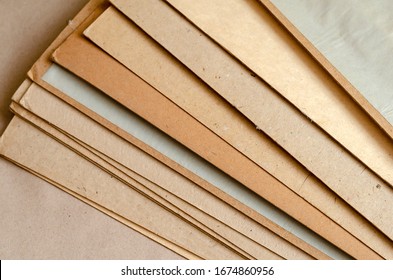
(3, 157, 189, 259)
(72, 26, 371, 259)
(10, 105, 257, 260)
(11, 83, 310, 260)
(55, 18, 393, 259)
(82, 7, 389, 258)
(0, 119, 195, 260)
(67, 26, 371, 259)
(12, 113, 261, 260)
(260, 0, 393, 139)
(22, 0, 339, 260)
(102, 1, 393, 241)
(161, 0, 393, 188)
(0, 116, 247, 260)
(29, 63, 325, 259)
(10, 83, 260, 260)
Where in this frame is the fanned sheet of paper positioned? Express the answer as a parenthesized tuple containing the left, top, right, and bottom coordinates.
(11, 80, 316, 260)
(55, 10, 391, 259)
(1, 0, 392, 260)
(104, 0, 393, 242)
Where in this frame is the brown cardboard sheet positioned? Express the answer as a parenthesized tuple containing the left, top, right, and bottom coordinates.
(161, 0, 393, 188)
(101, 1, 393, 241)
(11, 83, 307, 260)
(15, 84, 313, 260)
(17, 112, 261, 260)
(0, 119, 194, 260)
(7, 82, 198, 260)
(23, 0, 335, 260)
(258, 0, 393, 140)
(54, 20, 393, 259)
(10, 85, 260, 260)
(82, 8, 387, 259)
(0, 116, 246, 260)
(10, 104, 257, 260)
(3, 157, 188, 259)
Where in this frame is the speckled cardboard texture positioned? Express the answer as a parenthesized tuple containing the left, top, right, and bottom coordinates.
(0, 117, 246, 260)
(20, 0, 333, 260)
(0, 0, 183, 260)
(163, 0, 393, 188)
(102, 0, 393, 242)
(54, 21, 393, 259)
(9, 108, 259, 260)
(10, 83, 314, 260)
(9, 0, 391, 259)
(83, 7, 388, 258)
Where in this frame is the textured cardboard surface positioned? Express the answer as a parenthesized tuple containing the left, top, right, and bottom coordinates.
(56, 20, 393, 259)
(21, 0, 336, 260)
(106, 0, 393, 241)
(164, 0, 393, 188)
(20, 112, 258, 259)
(12, 82, 312, 259)
(84, 7, 386, 258)
(0, 0, 181, 259)
(10, 102, 257, 260)
(0, 116, 246, 260)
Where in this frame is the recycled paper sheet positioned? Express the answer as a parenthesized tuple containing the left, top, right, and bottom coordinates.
(82, 7, 388, 258)
(10, 104, 259, 260)
(27, 13, 329, 259)
(270, 0, 393, 133)
(2, 158, 190, 259)
(104, 0, 393, 240)
(23, 3, 298, 260)
(0, 117, 246, 260)
(14, 83, 318, 260)
(40, 65, 348, 259)
(55, 21, 393, 259)
(11, 85, 311, 260)
(0, 121, 195, 260)
(161, 0, 393, 188)
(10, 82, 243, 260)
(0, 0, 151, 260)
(13, 0, 332, 258)
(62, 27, 365, 258)
(10, 0, 382, 258)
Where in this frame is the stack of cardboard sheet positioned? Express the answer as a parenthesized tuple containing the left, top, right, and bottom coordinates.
(1, 0, 392, 259)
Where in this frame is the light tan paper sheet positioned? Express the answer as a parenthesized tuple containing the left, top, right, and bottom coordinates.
(10, 82, 247, 259)
(261, 0, 393, 140)
(23, 1, 335, 260)
(11, 83, 308, 260)
(10, 103, 257, 260)
(0, 116, 247, 260)
(103, 1, 393, 241)
(161, 0, 393, 188)
(4, 158, 191, 259)
(10, 83, 258, 260)
(0, 122, 194, 260)
(54, 18, 393, 259)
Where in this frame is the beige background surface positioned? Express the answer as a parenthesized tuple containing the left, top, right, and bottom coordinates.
(0, 0, 181, 259)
